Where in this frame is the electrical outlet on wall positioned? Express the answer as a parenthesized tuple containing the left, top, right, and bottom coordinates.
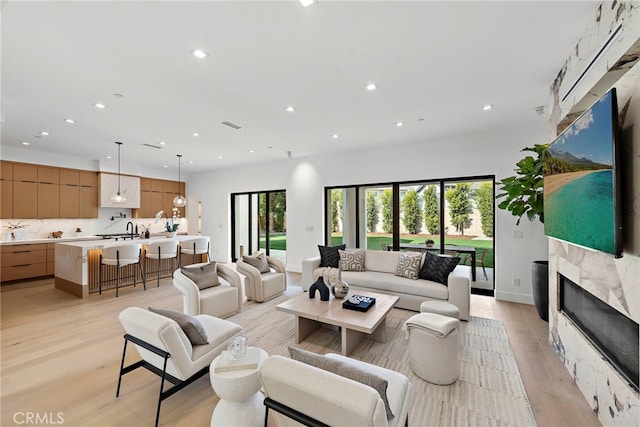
(513, 230, 524, 239)
(512, 278, 520, 287)
(306, 226, 314, 232)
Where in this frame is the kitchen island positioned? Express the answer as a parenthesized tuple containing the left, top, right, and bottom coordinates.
(55, 235, 208, 298)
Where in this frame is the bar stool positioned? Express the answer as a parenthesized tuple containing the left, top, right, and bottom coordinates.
(145, 239, 179, 287)
(99, 243, 146, 297)
(180, 237, 210, 266)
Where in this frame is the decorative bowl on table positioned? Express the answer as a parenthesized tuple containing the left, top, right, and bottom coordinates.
(331, 280, 349, 299)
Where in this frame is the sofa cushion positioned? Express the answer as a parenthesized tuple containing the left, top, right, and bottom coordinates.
(395, 252, 422, 279)
(339, 249, 365, 271)
(342, 270, 449, 300)
(242, 252, 270, 273)
(364, 249, 401, 274)
(419, 252, 460, 285)
(318, 244, 346, 268)
(181, 262, 221, 290)
(148, 307, 209, 345)
(289, 347, 394, 419)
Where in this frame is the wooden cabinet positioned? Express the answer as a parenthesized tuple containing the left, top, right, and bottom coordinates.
(13, 164, 37, 182)
(47, 243, 55, 275)
(38, 182, 60, 218)
(1, 161, 13, 218)
(79, 171, 98, 218)
(60, 184, 80, 218)
(13, 181, 37, 218)
(38, 166, 60, 184)
(1, 244, 48, 282)
(137, 177, 166, 218)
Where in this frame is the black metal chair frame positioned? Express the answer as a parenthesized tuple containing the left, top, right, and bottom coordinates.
(145, 244, 179, 288)
(180, 241, 210, 267)
(263, 397, 408, 427)
(99, 248, 146, 297)
(116, 333, 209, 427)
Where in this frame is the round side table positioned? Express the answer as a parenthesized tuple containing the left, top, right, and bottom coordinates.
(209, 347, 268, 427)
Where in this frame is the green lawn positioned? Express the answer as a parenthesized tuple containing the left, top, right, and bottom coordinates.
(260, 233, 494, 267)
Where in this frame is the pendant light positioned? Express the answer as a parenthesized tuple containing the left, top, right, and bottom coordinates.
(173, 154, 186, 208)
(110, 141, 127, 204)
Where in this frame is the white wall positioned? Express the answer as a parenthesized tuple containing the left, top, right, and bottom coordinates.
(189, 122, 550, 304)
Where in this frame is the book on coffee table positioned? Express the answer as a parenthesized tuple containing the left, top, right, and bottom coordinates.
(342, 295, 376, 312)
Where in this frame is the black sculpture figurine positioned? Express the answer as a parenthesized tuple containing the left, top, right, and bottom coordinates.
(309, 277, 330, 301)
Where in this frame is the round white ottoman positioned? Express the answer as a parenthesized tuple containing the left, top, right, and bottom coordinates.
(419, 300, 460, 319)
(405, 312, 459, 385)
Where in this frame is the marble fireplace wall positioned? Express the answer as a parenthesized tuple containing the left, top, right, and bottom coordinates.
(548, 2, 640, 426)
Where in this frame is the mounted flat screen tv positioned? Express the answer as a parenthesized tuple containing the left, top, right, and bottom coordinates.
(543, 88, 622, 258)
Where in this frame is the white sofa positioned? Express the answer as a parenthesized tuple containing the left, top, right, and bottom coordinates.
(302, 249, 470, 320)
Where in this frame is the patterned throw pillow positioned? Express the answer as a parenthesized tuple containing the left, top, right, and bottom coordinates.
(339, 249, 365, 272)
(318, 244, 346, 268)
(181, 262, 220, 290)
(148, 307, 209, 345)
(242, 252, 270, 273)
(395, 252, 422, 279)
(418, 252, 460, 285)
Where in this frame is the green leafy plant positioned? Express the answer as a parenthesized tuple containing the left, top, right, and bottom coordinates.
(366, 191, 379, 232)
(423, 185, 440, 235)
(474, 182, 494, 237)
(496, 144, 548, 225)
(381, 189, 393, 233)
(401, 189, 421, 234)
(445, 183, 472, 235)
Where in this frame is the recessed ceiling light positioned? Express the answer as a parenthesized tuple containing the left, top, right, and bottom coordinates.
(299, 0, 316, 7)
(105, 155, 112, 159)
(94, 103, 106, 109)
(188, 160, 194, 164)
(192, 49, 208, 59)
(482, 104, 493, 111)
(21, 141, 29, 146)
(285, 106, 296, 113)
(332, 134, 339, 139)
(40, 131, 49, 136)
(248, 150, 255, 153)
(365, 83, 378, 91)
(192, 132, 200, 137)
(162, 165, 168, 168)
(217, 155, 223, 159)
(64, 118, 75, 124)
(395, 121, 404, 127)
(159, 141, 166, 145)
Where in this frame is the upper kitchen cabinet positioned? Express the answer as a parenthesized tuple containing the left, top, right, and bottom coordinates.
(99, 173, 140, 209)
(12, 163, 38, 218)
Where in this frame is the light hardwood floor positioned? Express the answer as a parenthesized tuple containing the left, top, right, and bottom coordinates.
(1, 273, 600, 427)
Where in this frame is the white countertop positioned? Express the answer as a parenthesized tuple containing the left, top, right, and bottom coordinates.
(0, 236, 102, 246)
(55, 234, 202, 249)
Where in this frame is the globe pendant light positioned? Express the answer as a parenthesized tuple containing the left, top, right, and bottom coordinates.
(110, 141, 127, 204)
(173, 154, 186, 208)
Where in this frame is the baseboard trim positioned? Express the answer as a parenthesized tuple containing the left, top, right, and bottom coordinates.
(495, 291, 534, 305)
(55, 277, 86, 298)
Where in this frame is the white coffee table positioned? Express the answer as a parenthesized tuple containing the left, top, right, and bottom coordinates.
(209, 347, 268, 427)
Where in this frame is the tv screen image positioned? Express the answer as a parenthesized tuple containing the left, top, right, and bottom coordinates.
(543, 88, 622, 257)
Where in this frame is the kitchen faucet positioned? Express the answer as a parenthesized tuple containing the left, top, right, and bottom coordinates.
(126, 221, 134, 240)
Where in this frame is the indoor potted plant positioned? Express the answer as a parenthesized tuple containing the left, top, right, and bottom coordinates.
(496, 143, 549, 321)
(424, 239, 435, 247)
(156, 208, 180, 237)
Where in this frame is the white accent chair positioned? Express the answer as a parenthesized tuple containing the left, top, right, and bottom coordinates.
(99, 243, 145, 297)
(117, 307, 243, 427)
(259, 354, 411, 427)
(173, 263, 243, 318)
(180, 237, 210, 266)
(145, 239, 179, 287)
(236, 255, 286, 302)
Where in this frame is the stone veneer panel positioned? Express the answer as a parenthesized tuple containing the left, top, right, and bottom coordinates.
(548, 2, 640, 426)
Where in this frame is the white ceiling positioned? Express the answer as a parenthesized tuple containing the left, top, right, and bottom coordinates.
(1, 1, 599, 175)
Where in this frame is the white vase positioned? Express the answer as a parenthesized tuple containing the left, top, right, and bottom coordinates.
(165, 231, 177, 238)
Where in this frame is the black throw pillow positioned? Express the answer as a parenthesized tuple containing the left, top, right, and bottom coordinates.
(418, 252, 460, 285)
(318, 244, 346, 268)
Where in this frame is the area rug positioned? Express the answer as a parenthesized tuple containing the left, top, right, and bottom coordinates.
(228, 292, 537, 427)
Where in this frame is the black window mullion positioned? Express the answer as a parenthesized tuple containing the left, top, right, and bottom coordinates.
(392, 183, 400, 251)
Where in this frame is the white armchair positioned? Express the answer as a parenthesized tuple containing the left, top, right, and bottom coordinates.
(236, 255, 286, 303)
(173, 262, 243, 318)
(259, 354, 411, 427)
(117, 307, 243, 427)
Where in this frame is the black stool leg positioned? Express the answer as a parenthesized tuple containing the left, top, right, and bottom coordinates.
(99, 255, 103, 295)
(115, 251, 120, 298)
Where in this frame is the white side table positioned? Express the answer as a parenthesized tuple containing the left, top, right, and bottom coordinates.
(210, 347, 268, 427)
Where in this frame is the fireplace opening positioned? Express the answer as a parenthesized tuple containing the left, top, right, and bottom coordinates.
(560, 275, 639, 391)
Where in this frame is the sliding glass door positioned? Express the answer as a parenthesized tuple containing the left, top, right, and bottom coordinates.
(325, 176, 494, 293)
(231, 190, 286, 264)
